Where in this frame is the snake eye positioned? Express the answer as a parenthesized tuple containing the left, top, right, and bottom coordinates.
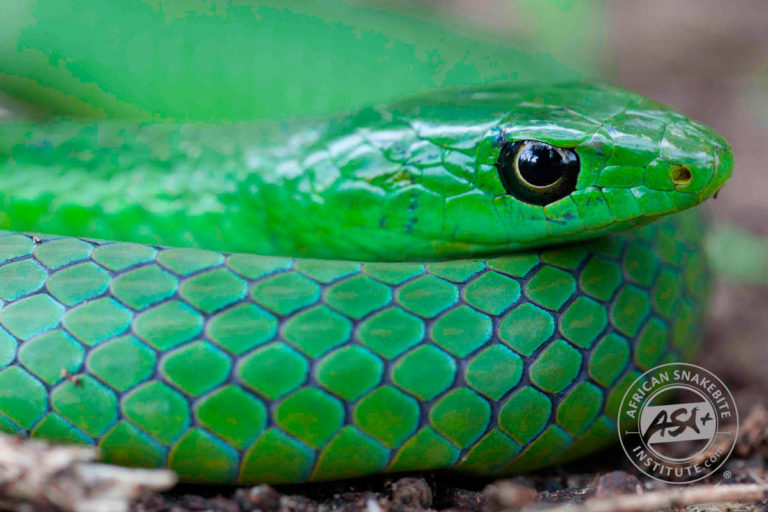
(496, 140, 580, 205)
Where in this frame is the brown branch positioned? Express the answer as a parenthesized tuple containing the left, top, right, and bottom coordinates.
(522, 484, 768, 512)
(0, 433, 176, 512)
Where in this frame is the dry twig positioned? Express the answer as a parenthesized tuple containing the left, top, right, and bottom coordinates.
(522, 483, 768, 512)
(0, 433, 176, 512)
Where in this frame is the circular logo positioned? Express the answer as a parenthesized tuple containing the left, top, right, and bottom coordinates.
(617, 363, 738, 484)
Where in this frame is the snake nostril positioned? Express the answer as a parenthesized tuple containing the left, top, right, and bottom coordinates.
(670, 165, 692, 186)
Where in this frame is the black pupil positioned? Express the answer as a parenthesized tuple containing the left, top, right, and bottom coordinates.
(517, 142, 568, 187)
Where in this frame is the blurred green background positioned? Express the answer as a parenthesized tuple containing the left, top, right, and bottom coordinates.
(0, 0, 606, 119)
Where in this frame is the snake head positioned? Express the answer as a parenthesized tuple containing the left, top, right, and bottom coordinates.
(341, 82, 733, 259)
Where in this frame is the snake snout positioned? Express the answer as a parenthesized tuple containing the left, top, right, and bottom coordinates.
(656, 118, 734, 203)
(711, 142, 735, 194)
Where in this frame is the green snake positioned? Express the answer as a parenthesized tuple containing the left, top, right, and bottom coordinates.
(0, 1, 733, 484)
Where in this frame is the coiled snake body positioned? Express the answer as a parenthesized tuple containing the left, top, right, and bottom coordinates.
(0, 5, 733, 484)
(0, 83, 732, 483)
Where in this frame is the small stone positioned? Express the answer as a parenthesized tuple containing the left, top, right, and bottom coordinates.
(594, 471, 642, 499)
(235, 484, 282, 512)
(483, 479, 538, 512)
(391, 477, 433, 508)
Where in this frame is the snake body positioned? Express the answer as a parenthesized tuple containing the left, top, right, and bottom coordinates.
(0, 211, 713, 484)
(0, 3, 733, 485)
(0, 84, 732, 483)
